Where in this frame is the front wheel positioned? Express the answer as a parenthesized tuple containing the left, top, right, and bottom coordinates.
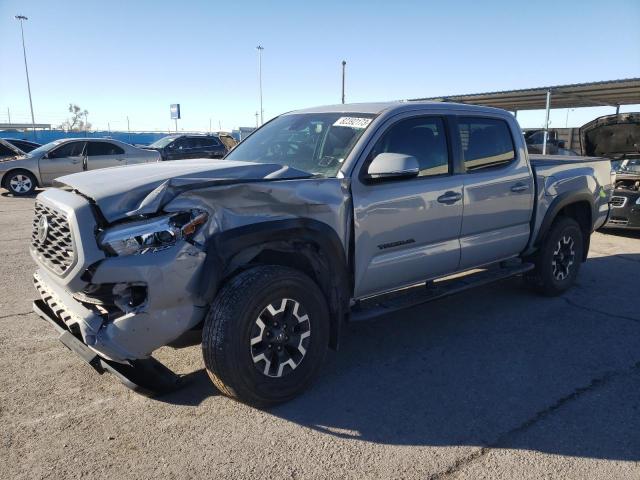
(525, 216, 584, 296)
(5, 170, 37, 196)
(202, 265, 329, 406)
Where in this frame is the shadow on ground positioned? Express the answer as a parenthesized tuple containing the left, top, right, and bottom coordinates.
(158, 253, 640, 461)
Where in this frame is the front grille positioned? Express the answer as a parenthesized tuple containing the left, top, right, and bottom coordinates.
(610, 196, 627, 208)
(31, 202, 76, 275)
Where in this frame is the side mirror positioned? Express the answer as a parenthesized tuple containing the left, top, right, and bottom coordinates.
(42, 153, 49, 159)
(367, 153, 419, 180)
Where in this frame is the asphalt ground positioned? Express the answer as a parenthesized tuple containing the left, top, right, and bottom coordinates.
(1, 190, 639, 479)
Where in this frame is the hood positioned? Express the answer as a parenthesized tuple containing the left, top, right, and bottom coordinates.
(54, 159, 313, 223)
(580, 112, 640, 158)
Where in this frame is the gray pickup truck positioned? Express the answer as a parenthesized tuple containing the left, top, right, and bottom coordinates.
(30, 102, 613, 405)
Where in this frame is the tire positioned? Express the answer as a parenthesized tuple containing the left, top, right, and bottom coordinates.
(4, 170, 37, 196)
(525, 216, 584, 296)
(202, 265, 330, 406)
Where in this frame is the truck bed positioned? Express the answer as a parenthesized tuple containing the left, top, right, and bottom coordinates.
(528, 154, 613, 240)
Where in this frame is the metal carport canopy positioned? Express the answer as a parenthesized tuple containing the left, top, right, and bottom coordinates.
(409, 78, 640, 111)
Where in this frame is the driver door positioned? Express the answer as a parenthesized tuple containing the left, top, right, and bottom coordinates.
(350, 114, 463, 298)
(39, 141, 86, 184)
(166, 137, 189, 160)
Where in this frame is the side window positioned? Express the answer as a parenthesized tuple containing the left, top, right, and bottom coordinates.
(458, 117, 515, 171)
(87, 142, 124, 156)
(182, 137, 198, 149)
(200, 137, 221, 148)
(49, 141, 85, 158)
(167, 138, 182, 149)
(369, 116, 450, 177)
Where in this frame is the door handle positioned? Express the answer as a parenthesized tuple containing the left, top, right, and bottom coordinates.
(511, 183, 529, 192)
(71, 159, 79, 164)
(437, 191, 462, 204)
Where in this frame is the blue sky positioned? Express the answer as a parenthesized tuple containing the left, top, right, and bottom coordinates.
(1, 0, 639, 132)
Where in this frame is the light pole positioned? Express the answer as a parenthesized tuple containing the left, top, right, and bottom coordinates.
(15, 15, 36, 139)
(341, 60, 346, 104)
(565, 108, 575, 128)
(256, 45, 264, 125)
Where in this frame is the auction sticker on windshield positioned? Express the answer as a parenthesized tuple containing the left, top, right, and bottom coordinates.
(333, 117, 372, 129)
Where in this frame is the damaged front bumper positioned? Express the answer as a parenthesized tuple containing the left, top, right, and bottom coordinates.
(32, 299, 181, 395)
(32, 243, 207, 394)
(30, 186, 214, 394)
(33, 237, 208, 363)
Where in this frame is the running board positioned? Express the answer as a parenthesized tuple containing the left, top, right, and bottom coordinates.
(350, 262, 534, 322)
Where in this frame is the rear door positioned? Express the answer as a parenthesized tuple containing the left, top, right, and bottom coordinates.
(351, 113, 463, 298)
(86, 141, 126, 170)
(456, 116, 534, 269)
(39, 141, 86, 184)
(200, 137, 226, 158)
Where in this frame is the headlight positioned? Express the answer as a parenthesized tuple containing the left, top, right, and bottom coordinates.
(98, 210, 208, 256)
(635, 197, 640, 205)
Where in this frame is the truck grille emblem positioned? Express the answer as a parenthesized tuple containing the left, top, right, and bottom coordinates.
(37, 215, 49, 244)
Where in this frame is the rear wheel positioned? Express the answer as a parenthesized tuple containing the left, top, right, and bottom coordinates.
(525, 216, 584, 296)
(202, 265, 329, 406)
(5, 170, 36, 196)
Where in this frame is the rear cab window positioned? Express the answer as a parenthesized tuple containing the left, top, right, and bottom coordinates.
(458, 117, 515, 171)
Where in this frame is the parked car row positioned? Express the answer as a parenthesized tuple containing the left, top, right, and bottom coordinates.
(0, 138, 160, 196)
(0, 132, 238, 196)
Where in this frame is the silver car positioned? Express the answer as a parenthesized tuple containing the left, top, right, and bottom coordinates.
(0, 138, 161, 196)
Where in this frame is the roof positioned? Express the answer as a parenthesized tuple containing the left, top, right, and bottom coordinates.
(409, 78, 640, 111)
(291, 101, 509, 116)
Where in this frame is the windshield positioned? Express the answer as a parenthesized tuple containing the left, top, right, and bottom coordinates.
(225, 113, 375, 176)
(26, 140, 65, 158)
(620, 158, 640, 173)
(148, 136, 178, 148)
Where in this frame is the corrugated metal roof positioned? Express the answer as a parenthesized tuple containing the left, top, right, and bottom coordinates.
(410, 78, 640, 111)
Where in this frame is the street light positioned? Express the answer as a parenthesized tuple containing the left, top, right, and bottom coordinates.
(256, 45, 264, 126)
(341, 60, 346, 104)
(15, 15, 36, 140)
(565, 108, 575, 128)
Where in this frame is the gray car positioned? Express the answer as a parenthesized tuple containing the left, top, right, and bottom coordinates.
(0, 138, 160, 196)
(30, 102, 613, 405)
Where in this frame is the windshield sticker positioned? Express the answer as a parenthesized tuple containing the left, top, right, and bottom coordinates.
(333, 117, 372, 129)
